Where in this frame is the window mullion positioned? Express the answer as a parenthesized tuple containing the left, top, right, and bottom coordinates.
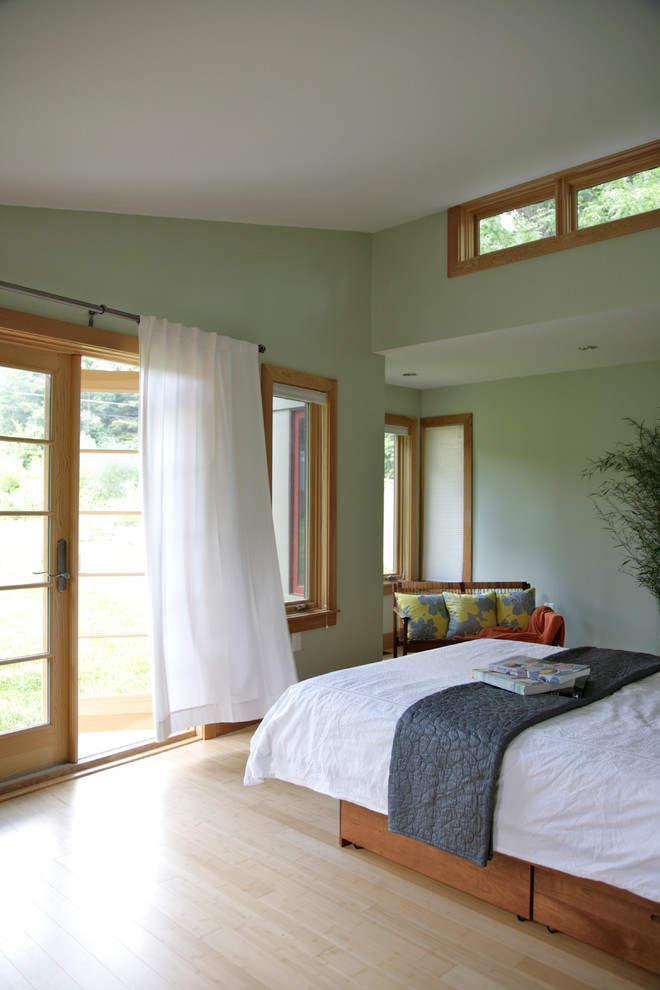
(555, 177, 571, 236)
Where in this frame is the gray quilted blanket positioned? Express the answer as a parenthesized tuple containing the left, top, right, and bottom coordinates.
(387, 646, 660, 867)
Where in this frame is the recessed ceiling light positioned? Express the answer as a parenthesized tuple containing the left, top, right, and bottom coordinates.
(402, 372, 417, 376)
(578, 344, 599, 351)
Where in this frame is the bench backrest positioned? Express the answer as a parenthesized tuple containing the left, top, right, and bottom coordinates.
(393, 580, 530, 595)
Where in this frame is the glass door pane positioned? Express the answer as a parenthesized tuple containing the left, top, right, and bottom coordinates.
(0, 365, 51, 736)
(78, 363, 151, 756)
(0, 659, 48, 733)
(0, 345, 76, 782)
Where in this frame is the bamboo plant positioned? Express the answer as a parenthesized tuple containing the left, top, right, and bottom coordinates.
(583, 416, 660, 605)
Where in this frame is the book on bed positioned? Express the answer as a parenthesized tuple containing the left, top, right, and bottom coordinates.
(471, 667, 587, 695)
(486, 657, 590, 684)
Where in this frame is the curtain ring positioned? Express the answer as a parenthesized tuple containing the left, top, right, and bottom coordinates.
(88, 304, 106, 327)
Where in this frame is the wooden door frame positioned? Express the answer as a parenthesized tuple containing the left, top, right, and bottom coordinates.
(0, 342, 78, 777)
(0, 308, 140, 781)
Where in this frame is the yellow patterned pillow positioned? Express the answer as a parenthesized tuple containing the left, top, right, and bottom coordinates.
(395, 593, 449, 641)
(496, 588, 536, 629)
(444, 592, 497, 638)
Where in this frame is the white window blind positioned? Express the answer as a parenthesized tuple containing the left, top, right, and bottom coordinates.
(385, 423, 410, 437)
(273, 382, 327, 405)
(423, 423, 464, 580)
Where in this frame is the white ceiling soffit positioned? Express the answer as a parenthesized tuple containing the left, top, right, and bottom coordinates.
(381, 304, 660, 389)
(0, 0, 659, 232)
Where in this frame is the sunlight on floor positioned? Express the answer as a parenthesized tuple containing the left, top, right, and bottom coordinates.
(78, 729, 155, 760)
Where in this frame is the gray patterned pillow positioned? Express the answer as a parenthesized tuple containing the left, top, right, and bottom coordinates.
(444, 591, 497, 638)
(496, 588, 536, 628)
(395, 592, 449, 641)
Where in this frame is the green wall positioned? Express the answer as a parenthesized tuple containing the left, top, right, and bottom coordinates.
(0, 205, 385, 679)
(384, 383, 422, 419)
(383, 363, 660, 654)
(419, 361, 660, 654)
(372, 203, 660, 655)
(3, 203, 658, 669)
(372, 210, 660, 351)
(374, 206, 660, 654)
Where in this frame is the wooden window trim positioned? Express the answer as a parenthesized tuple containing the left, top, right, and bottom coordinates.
(261, 364, 338, 633)
(448, 140, 660, 277)
(383, 414, 418, 594)
(420, 414, 472, 582)
(0, 307, 139, 362)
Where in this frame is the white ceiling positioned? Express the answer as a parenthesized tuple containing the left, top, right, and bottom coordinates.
(1, 0, 659, 386)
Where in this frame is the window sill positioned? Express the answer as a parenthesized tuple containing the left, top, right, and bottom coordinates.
(286, 608, 339, 633)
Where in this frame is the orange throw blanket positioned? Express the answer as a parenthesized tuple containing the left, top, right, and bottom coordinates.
(453, 605, 565, 647)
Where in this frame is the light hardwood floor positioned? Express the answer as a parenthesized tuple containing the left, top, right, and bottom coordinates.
(0, 729, 657, 990)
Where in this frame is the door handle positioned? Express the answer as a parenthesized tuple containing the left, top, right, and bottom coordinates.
(33, 539, 70, 592)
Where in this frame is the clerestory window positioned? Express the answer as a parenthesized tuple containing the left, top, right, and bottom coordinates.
(448, 140, 660, 277)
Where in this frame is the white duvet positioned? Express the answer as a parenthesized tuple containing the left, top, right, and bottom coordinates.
(245, 639, 660, 902)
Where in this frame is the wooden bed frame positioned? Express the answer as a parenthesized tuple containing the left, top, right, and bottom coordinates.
(340, 800, 660, 976)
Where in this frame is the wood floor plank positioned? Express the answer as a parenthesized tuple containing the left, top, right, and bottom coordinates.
(1, 889, 126, 990)
(0, 727, 656, 990)
(0, 935, 81, 990)
(0, 949, 36, 990)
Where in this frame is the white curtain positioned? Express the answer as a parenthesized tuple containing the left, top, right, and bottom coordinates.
(138, 316, 298, 742)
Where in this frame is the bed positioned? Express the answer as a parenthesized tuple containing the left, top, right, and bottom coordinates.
(244, 639, 660, 974)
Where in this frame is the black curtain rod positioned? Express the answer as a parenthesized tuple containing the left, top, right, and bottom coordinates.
(0, 279, 266, 352)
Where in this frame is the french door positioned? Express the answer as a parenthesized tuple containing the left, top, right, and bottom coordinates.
(0, 342, 78, 780)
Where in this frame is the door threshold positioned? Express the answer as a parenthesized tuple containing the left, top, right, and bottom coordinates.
(78, 728, 156, 760)
(0, 730, 198, 802)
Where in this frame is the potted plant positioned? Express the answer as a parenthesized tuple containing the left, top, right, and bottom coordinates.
(583, 417, 660, 623)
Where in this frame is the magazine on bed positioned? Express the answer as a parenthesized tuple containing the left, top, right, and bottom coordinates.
(487, 656, 590, 684)
(471, 666, 590, 695)
(471, 667, 567, 694)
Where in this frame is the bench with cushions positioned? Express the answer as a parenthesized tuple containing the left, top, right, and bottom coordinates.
(392, 580, 565, 657)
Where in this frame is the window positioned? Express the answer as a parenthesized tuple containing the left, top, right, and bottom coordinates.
(479, 196, 556, 255)
(421, 414, 472, 581)
(384, 414, 418, 586)
(448, 140, 660, 276)
(261, 364, 337, 632)
(576, 166, 660, 229)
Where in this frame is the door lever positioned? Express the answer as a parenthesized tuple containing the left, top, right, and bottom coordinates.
(33, 539, 70, 592)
